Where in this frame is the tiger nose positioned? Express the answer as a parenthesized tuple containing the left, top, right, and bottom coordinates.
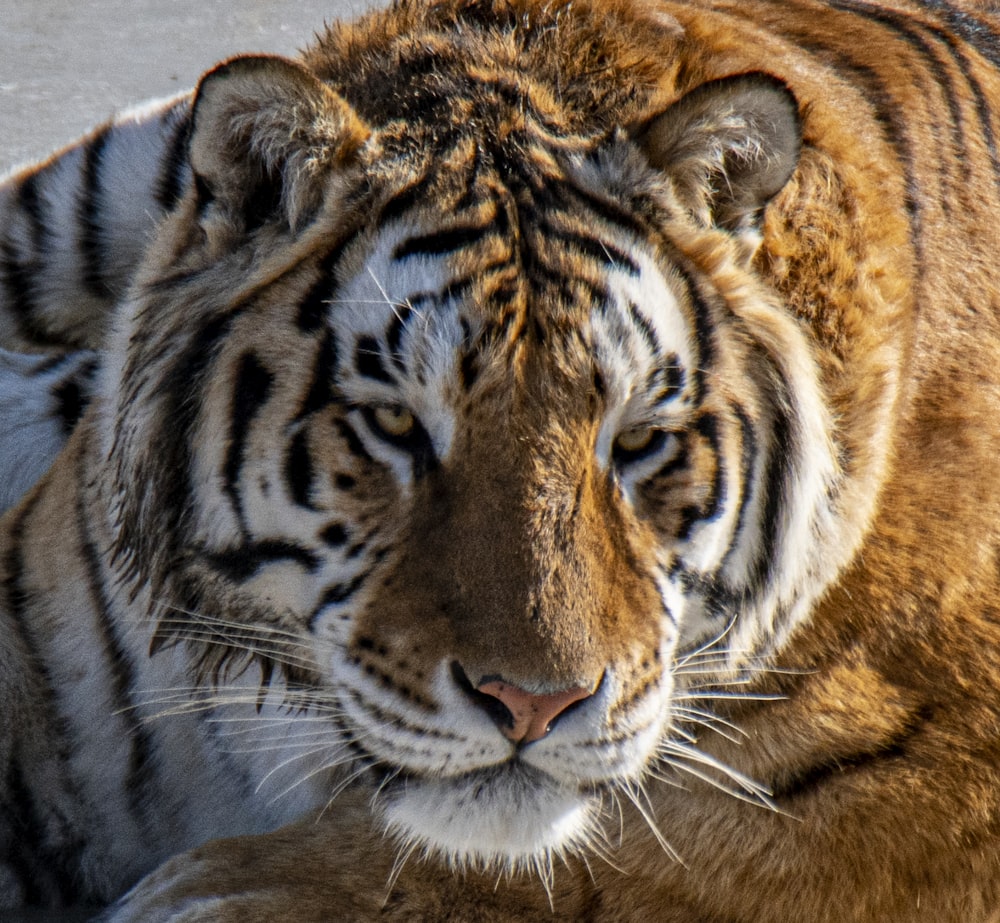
(473, 677, 594, 744)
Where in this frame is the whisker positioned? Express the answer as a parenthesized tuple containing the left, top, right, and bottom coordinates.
(616, 780, 685, 866)
(256, 742, 348, 797)
(657, 740, 782, 812)
(384, 838, 421, 903)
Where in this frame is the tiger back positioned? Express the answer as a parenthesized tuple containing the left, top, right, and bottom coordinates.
(2, 1, 1000, 921)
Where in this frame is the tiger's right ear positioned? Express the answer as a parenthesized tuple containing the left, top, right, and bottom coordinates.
(188, 55, 370, 236)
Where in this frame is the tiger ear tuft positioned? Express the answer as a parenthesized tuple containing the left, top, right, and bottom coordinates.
(635, 73, 801, 236)
(189, 54, 370, 235)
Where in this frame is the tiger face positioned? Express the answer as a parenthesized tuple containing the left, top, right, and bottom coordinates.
(95, 31, 850, 870)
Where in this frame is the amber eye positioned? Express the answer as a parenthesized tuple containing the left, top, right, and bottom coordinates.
(371, 404, 416, 438)
(615, 426, 655, 453)
(612, 425, 668, 465)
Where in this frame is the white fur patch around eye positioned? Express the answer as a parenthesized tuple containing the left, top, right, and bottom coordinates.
(592, 244, 696, 469)
(325, 221, 477, 469)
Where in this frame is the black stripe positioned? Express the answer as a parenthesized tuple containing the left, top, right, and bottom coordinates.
(935, 26, 1000, 185)
(1, 761, 57, 904)
(78, 124, 114, 299)
(676, 413, 727, 540)
(770, 704, 935, 800)
(18, 170, 49, 253)
(720, 404, 758, 574)
(543, 222, 640, 274)
(286, 429, 317, 510)
(552, 178, 655, 244)
(826, 0, 995, 199)
(204, 540, 321, 581)
(393, 222, 497, 261)
(777, 28, 924, 267)
(748, 397, 795, 596)
(627, 301, 662, 358)
(335, 472, 357, 491)
(0, 236, 44, 343)
(335, 419, 373, 464)
(4, 487, 43, 623)
(385, 303, 413, 371)
(320, 522, 349, 547)
(0, 177, 72, 348)
(523, 255, 611, 311)
(296, 329, 339, 420)
(51, 357, 98, 434)
(921, 0, 1000, 63)
(405, 255, 518, 314)
(310, 572, 369, 627)
(224, 352, 275, 531)
(375, 173, 438, 227)
(155, 106, 192, 211)
(668, 262, 716, 399)
(297, 274, 332, 333)
(296, 234, 358, 334)
(354, 335, 392, 383)
(649, 355, 685, 405)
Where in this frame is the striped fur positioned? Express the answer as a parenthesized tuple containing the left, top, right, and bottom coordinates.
(2, 0, 1000, 920)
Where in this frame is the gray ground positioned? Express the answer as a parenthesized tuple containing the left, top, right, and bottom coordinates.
(1, 2, 381, 919)
(1, 0, 379, 175)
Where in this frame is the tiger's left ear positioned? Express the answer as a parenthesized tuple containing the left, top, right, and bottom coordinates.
(189, 54, 370, 236)
(634, 73, 801, 236)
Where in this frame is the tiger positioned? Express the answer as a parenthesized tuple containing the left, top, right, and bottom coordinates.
(3, 0, 1000, 920)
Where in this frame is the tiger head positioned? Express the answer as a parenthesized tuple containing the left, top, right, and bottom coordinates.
(97, 0, 865, 872)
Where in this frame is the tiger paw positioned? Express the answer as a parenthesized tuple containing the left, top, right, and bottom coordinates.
(100, 798, 587, 923)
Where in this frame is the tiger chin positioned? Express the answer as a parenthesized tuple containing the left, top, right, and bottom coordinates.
(4, 0, 1000, 921)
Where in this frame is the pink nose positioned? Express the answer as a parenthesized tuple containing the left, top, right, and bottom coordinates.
(475, 678, 593, 743)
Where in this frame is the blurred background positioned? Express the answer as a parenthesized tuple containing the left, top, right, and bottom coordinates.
(1, 0, 379, 174)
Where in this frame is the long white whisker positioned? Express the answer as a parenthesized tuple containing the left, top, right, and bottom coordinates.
(617, 781, 685, 866)
(658, 741, 783, 812)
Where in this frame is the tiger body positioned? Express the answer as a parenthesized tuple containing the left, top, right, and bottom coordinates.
(2, 0, 1000, 920)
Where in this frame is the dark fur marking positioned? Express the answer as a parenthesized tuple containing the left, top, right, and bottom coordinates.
(224, 352, 275, 532)
(320, 523, 349, 546)
(296, 330, 339, 420)
(155, 106, 192, 211)
(286, 429, 318, 511)
(770, 704, 935, 800)
(335, 419, 373, 464)
(354, 335, 393, 383)
(393, 223, 496, 261)
(51, 357, 98, 435)
(385, 303, 413, 371)
(309, 572, 369, 628)
(204, 540, 321, 581)
(78, 123, 115, 299)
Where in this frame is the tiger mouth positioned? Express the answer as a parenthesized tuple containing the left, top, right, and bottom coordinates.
(374, 755, 597, 798)
(371, 759, 602, 865)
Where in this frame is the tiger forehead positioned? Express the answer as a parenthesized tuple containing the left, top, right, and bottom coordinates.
(357, 147, 655, 321)
(326, 188, 690, 418)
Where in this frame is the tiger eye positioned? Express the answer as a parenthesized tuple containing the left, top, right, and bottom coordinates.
(373, 405, 416, 437)
(614, 426, 656, 454)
